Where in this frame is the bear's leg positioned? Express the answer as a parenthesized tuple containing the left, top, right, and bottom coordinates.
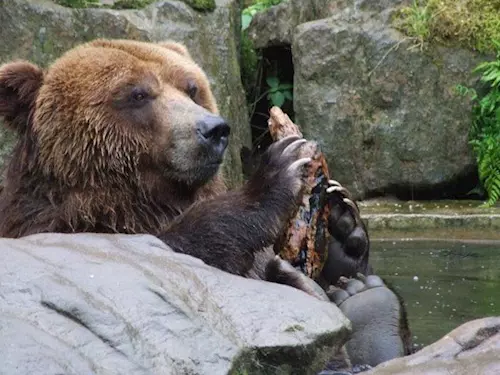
(319, 182, 412, 369)
(327, 274, 412, 368)
(159, 135, 311, 276)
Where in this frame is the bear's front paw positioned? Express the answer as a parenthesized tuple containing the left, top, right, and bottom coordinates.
(247, 135, 311, 200)
(321, 180, 370, 285)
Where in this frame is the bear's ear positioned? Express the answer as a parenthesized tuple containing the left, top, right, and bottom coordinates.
(0, 61, 44, 134)
(158, 41, 192, 59)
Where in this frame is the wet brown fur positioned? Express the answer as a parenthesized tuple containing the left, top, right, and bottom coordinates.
(0, 40, 228, 237)
(0, 39, 305, 277)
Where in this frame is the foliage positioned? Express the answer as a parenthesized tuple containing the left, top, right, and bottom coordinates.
(240, 34, 260, 104)
(394, 0, 500, 53)
(392, 0, 436, 50)
(241, 0, 282, 31)
(54, 0, 159, 9)
(111, 0, 156, 9)
(456, 40, 500, 207)
(265, 76, 292, 107)
(240, 0, 291, 120)
(55, 0, 100, 7)
(185, 0, 216, 11)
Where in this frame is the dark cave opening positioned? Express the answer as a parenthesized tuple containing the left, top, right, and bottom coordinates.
(241, 44, 294, 178)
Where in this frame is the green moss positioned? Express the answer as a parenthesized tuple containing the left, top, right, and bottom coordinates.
(183, 0, 216, 11)
(54, 0, 213, 11)
(54, 0, 100, 8)
(240, 33, 260, 100)
(393, 0, 500, 53)
(111, 0, 155, 9)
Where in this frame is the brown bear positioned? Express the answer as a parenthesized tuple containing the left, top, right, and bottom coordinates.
(0, 39, 411, 370)
(0, 39, 309, 279)
(0, 38, 370, 288)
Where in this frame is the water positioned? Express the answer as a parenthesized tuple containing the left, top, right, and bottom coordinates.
(370, 239, 500, 350)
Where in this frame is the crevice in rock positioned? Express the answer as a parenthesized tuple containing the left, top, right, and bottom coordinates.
(41, 300, 127, 357)
(241, 44, 294, 178)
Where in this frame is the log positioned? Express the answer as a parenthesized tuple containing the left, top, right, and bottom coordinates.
(268, 106, 331, 280)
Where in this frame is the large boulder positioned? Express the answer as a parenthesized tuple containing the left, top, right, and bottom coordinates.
(248, 0, 486, 199)
(0, 233, 351, 375)
(0, 0, 250, 188)
(293, 16, 482, 199)
(367, 317, 500, 374)
(246, 0, 336, 49)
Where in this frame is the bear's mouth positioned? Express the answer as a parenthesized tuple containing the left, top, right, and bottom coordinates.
(164, 159, 223, 188)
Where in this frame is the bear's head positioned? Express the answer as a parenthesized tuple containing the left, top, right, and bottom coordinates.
(0, 39, 230, 195)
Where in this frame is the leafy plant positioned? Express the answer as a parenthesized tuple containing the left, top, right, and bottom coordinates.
(393, 0, 436, 50)
(456, 40, 500, 207)
(265, 76, 293, 107)
(241, 0, 282, 31)
(240, 0, 290, 120)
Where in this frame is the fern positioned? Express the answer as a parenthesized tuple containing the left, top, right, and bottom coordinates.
(459, 40, 500, 207)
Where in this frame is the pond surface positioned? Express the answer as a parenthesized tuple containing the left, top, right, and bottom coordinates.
(370, 239, 500, 350)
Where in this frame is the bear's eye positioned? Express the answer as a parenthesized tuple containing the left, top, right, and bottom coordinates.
(130, 88, 149, 104)
(187, 81, 198, 100)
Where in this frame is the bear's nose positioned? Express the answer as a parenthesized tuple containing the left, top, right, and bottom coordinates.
(196, 115, 231, 156)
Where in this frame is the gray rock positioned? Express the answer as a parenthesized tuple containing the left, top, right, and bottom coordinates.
(366, 317, 500, 374)
(292, 15, 484, 199)
(246, 0, 407, 49)
(0, 0, 250, 188)
(247, 0, 486, 199)
(0, 233, 351, 375)
(247, 0, 336, 48)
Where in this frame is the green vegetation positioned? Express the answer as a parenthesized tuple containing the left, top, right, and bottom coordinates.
(394, 0, 500, 53)
(240, 0, 291, 119)
(54, 0, 214, 11)
(392, 0, 436, 50)
(395, 1, 500, 206)
(240, 31, 260, 109)
(54, 0, 155, 9)
(264, 76, 293, 107)
(456, 40, 500, 207)
(184, 0, 216, 11)
(241, 0, 282, 32)
(55, 0, 100, 7)
(111, 0, 156, 9)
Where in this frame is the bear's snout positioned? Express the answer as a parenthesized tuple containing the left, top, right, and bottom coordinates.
(196, 114, 230, 159)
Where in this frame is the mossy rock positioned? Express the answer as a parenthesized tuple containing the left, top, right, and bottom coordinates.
(182, 0, 216, 11)
(54, 0, 215, 11)
(54, 0, 100, 8)
(110, 0, 156, 9)
(393, 0, 500, 53)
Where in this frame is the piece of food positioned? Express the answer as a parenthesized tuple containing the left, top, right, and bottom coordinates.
(268, 106, 332, 280)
